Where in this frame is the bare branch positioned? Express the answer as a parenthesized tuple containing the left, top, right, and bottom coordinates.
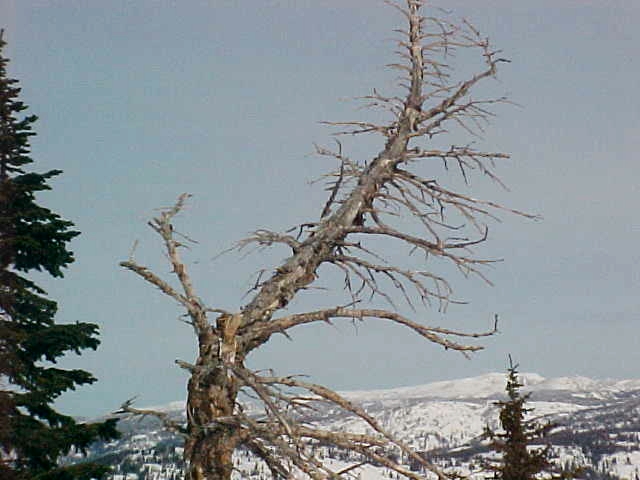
(246, 307, 496, 354)
(119, 260, 191, 309)
(114, 398, 187, 437)
(332, 253, 453, 308)
(248, 372, 452, 480)
(345, 224, 497, 284)
(320, 140, 347, 219)
(235, 229, 302, 253)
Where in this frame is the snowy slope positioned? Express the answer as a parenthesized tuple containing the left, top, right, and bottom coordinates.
(80, 373, 640, 479)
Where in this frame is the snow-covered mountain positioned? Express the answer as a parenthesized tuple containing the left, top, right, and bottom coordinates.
(78, 373, 640, 479)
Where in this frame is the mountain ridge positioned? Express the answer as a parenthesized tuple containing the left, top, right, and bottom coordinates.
(79, 372, 640, 479)
(128, 372, 640, 415)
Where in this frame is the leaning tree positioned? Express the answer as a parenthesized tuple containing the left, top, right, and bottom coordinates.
(120, 1, 534, 479)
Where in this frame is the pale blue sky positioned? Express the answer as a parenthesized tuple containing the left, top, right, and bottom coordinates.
(1, 1, 638, 417)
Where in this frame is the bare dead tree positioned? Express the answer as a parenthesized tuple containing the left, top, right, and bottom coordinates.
(120, 1, 534, 479)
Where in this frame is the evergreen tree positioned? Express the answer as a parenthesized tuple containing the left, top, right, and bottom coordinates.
(0, 30, 118, 479)
(484, 358, 562, 480)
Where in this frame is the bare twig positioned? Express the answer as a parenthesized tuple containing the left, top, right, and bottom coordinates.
(114, 397, 187, 437)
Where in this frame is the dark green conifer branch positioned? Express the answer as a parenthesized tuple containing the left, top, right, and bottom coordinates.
(0, 29, 119, 479)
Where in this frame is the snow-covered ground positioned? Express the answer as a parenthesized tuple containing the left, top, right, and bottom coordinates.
(93, 372, 640, 480)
